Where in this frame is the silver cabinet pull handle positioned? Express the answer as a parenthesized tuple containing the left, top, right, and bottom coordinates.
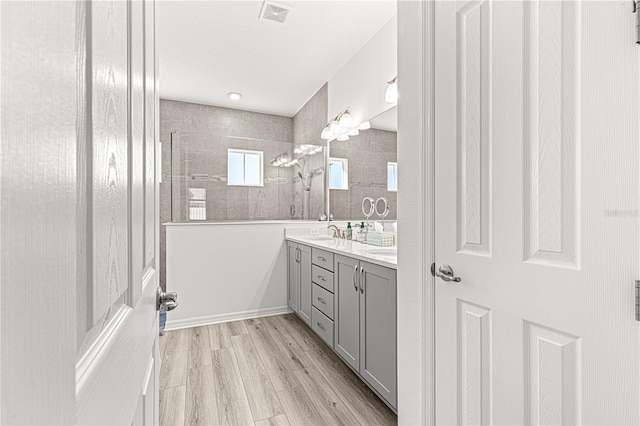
(316, 322, 326, 331)
(432, 264, 462, 283)
(318, 297, 326, 304)
(317, 275, 326, 281)
(318, 256, 326, 262)
(360, 267, 365, 294)
(353, 265, 359, 292)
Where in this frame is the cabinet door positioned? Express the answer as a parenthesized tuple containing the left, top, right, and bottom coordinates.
(298, 244, 312, 325)
(287, 242, 299, 312)
(360, 261, 397, 408)
(334, 254, 360, 371)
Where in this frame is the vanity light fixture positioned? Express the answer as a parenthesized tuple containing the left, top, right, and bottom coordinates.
(227, 92, 242, 101)
(385, 76, 398, 103)
(270, 152, 289, 166)
(320, 107, 369, 142)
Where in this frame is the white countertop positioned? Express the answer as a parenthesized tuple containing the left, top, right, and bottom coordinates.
(285, 234, 397, 270)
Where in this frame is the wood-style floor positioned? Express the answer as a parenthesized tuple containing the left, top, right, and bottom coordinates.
(159, 313, 397, 426)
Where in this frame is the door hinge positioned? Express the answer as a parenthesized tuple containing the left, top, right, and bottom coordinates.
(633, 1, 640, 44)
(636, 280, 640, 321)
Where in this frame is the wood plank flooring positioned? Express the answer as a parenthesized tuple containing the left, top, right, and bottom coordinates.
(159, 314, 397, 426)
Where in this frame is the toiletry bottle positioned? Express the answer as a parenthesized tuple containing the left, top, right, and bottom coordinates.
(360, 222, 366, 243)
(347, 222, 352, 240)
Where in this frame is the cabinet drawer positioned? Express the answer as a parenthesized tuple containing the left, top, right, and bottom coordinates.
(312, 284, 334, 320)
(312, 307, 334, 348)
(312, 265, 334, 292)
(312, 248, 334, 272)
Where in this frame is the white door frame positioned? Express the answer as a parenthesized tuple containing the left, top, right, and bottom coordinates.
(397, 0, 436, 424)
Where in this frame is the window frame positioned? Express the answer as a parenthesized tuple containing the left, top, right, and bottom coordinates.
(329, 157, 349, 191)
(227, 148, 264, 187)
(387, 161, 398, 192)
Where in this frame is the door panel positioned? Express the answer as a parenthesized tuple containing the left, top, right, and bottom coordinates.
(435, 1, 639, 425)
(299, 244, 312, 325)
(360, 261, 397, 407)
(456, 0, 492, 257)
(90, 0, 129, 325)
(334, 254, 360, 370)
(523, 0, 579, 268)
(144, 0, 156, 268)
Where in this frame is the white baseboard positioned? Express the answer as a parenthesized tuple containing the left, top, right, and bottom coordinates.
(164, 305, 293, 331)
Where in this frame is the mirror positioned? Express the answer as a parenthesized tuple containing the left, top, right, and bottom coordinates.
(329, 106, 397, 221)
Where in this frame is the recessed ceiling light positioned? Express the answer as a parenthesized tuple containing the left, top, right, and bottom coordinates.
(227, 92, 242, 101)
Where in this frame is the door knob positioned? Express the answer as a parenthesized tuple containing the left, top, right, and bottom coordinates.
(431, 263, 462, 283)
(157, 288, 179, 311)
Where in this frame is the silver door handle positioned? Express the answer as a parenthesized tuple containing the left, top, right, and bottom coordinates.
(317, 297, 326, 304)
(353, 265, 359, 292)
(360, 267, 364, 294)
(432, 264, 462, 282)
(316, 322, 326, 331)
(317, 275, 326, 282)
(318, 256, 326, 262)
(157, 288, 178, 311)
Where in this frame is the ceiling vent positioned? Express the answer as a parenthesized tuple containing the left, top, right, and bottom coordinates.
(259, 1, 291, 24)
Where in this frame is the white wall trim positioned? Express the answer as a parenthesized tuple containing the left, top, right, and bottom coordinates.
(165, 306, 293, 331)
(397, 0, 435, 424)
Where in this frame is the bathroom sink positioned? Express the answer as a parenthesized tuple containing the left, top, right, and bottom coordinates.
(305, 235, 334, 241)
(366, 248, 397, 256)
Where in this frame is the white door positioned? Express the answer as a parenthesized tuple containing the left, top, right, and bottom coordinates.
(1, 0, 161, 424)
(435, 1, 639, 424)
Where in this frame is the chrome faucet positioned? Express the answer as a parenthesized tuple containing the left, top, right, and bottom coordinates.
(327, 224, 340, 238)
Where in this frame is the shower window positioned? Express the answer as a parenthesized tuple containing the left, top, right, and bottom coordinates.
(227, 149, 264, 187)
(329, 157, 348, 190)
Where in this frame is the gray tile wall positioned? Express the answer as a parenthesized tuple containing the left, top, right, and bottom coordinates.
(329, 128, 398, 221)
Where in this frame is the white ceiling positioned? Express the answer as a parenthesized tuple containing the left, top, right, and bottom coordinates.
(158, 1, 397, 117)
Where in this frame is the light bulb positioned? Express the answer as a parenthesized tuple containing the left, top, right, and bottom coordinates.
(385, 80, 398, 103)
(337, 134, 349, 142)
(321, 127, 333, 140)
(339, 111, 353, 129)
(348, 128, 359, 136)
(329, 120, 341, 134)
(357, 121, 370, 130)
(227, 92, 242, 101)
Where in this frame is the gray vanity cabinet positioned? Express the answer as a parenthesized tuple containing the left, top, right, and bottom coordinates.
(334, 254, 397, 408)
(359, 260, 397, 408)
(287, 242, 312, 325)
(335, 254, 361, 371)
